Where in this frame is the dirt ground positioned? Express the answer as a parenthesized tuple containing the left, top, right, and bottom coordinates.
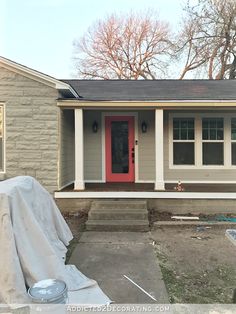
(151, 226, 236, 304)
(62, 210, 88, 262)
(62, 209, 236, 303)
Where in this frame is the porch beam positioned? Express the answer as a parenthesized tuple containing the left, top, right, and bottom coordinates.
(74, 108, 85, 190)
(155, 109, 165, 190)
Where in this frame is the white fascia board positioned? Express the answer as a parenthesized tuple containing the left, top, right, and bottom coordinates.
(0, 56, 79, 97)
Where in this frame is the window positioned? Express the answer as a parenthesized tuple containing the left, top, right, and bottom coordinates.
(173, 118, 195, 165)
(202, 118, 224, 165)
(0, 106, 3, 171)
(231, 118, 236, 165)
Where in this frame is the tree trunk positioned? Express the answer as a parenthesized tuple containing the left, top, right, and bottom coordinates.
(229, 55, 236, 79)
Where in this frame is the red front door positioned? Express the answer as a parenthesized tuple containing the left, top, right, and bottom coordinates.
(105, 116, 135, 182)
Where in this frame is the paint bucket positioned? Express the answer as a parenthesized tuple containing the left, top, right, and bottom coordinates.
(28, 279, 68, 304)
(28, 279, 68, 314)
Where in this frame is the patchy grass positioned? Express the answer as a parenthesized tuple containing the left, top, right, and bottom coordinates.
(152, 227, 236, 303)
(159, 263, 186, 303)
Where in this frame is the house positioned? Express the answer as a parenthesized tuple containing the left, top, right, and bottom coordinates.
(1, 56, 236, 212)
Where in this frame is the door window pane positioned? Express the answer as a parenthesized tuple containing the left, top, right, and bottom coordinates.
(203, 143, 223, 165)
(111, 121, 129, 173)
(173, 143, 194, 165)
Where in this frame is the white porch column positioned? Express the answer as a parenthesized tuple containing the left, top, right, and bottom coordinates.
(74, 108, 85, 190)
(155, 109, 165, 190)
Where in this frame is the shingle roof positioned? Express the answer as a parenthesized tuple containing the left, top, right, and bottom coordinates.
(61, 79, 236, 101)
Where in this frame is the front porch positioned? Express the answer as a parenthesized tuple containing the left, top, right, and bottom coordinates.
(55, 182, 236, 216)
(58, 101, 236, 196)
(59, 107, 165, 191)
(55, 182, 236, 202)
(58, 182, 236, 193)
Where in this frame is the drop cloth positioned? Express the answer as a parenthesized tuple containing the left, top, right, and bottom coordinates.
(0, 176, 110, 305)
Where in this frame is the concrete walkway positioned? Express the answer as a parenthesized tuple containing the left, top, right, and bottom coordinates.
(69, 232, 169, 304)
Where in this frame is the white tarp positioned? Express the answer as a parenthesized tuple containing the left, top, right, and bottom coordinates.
(0, 176, 110, 305)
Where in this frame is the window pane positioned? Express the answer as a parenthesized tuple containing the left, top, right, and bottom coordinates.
(111, 121, 129, 173)
(202, 129, 208, 140)
(202, 118, 223, 141)
(188, 129, 194, 140)
(217, 119, 223, 128)
(181, 129, 187, 140)
(232, 143, 236, 165)
(231, 118, 236, 129)
(173, 119, 179, 128)
(181, 120, 188, 128)
(202, 120, 208, 128)
(173, 118, 194, 140)
(231, 118, 236, 140)
(210, 129, 216, 140)
(188, 120, 194, 128)
(232, 129, 236, 140)
(173, 142, 194, 165)
(173, 129, 179, 140)
(217, 130, 223, 140)
(203, 143, 223, 165)
(209, 120, 216, 128)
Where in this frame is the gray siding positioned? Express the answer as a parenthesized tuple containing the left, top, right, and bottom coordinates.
(138, 110, 155, 181)
(0, 66, 59, 193)
(164, 110, 236, 182)
(84, 110, 102, 180)
(60, 109, 75, 188)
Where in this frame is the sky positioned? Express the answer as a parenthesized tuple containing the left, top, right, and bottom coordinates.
(0, 0, 183, 78)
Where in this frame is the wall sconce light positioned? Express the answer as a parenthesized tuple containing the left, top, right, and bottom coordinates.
(92, 121, 98, 133)
(141, 121, 147, 133)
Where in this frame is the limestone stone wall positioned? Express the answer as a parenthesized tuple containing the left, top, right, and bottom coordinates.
(0, 66, 59, 193)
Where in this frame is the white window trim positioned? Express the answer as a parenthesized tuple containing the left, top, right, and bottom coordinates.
(172, 117, 195, 166)
(0, 103, 5, 174)
(202, 117, 224, 166)
(169, 112, 236, 170)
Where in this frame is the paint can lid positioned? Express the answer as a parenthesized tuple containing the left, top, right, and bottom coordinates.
(28, 279, 67, 303)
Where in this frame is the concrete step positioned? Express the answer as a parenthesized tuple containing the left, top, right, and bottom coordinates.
(91, 200, 147, 211)
(89, 210, 148, 220)
(89, 207, 147, 213)
(86, 219, 150, 232)
(86, 200, 149, 232)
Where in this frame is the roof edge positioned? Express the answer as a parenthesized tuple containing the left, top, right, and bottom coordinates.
(0, 56, 79, 98)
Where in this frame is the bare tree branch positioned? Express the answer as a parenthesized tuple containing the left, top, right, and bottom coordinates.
(72, 11, 172, 79)
(177, 0, 236, 79)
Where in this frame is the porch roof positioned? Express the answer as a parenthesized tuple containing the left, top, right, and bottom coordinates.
(61, 79, 236, 101)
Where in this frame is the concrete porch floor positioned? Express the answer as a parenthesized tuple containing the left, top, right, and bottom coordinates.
(61, 183, 236, 192)
(69, 232, 169, 304)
